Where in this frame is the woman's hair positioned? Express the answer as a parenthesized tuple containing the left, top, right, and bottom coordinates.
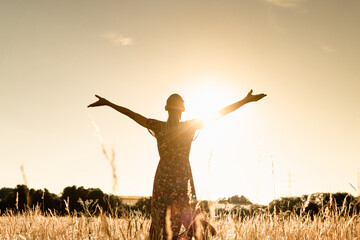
(165, 94, 185, 112)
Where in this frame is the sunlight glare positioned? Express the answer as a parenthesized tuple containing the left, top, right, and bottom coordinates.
(183, 78, 232, 124)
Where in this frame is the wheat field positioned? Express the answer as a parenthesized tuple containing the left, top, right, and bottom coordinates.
(3, 126, 359, 239)
(1, 207, 359, 240)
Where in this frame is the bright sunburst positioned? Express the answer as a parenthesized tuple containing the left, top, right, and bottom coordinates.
(183, 79, 232, 125)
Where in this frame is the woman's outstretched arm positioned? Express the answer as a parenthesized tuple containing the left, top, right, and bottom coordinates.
(217, 90, 266, 118)
(88, 95, 148, 128)
(191, 90, 266, 130)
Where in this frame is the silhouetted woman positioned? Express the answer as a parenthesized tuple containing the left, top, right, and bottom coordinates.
(88, 90, 266, 239)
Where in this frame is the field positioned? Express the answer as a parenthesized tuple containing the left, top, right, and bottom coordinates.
(1, 206, 359, 240)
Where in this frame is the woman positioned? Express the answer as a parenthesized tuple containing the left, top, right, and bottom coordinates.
(88, 90, 266, 239)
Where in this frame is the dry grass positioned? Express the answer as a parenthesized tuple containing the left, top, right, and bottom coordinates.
(0, 208, 150, 240)
(210, 213, 360, 240)
(1, 207, 359, 240)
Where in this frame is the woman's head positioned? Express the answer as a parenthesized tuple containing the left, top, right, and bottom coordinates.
(165, 94, 185, 113)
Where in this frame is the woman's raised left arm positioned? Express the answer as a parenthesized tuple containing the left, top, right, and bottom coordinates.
(217, 90, 266, 118)
(190, 90, 266, 130)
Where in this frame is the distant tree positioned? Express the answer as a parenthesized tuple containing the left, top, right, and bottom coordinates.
(228, 195, 252, 205)
(87, 188, 105, 202)
(28, 188, 61, 213)
(29, 189, 43, 208)
(218, 198, 228, 204)
(105, 194, 126, 217)
(15, 185, 30, 212)
(132, 197, 152, 216)
(269, 196, 302, 214)
(42, 189, 62, 213)
(86, 188, 106, 214)
(0, 188, 13, 201)
(330, 192, 357, 214)
(0, 185, 30, 213)
(0, 187, 14, 213)
(61, 185, 86, 214)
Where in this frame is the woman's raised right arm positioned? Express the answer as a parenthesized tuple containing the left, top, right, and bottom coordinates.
(88, 95, 148, 128)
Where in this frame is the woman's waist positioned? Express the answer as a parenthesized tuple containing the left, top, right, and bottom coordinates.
(158, 154, 190, 163)
(157, 157, 191, 170)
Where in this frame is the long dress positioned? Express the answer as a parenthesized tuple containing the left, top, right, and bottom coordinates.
(147, 118, 198, 239)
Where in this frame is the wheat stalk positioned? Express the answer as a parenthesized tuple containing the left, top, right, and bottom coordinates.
(89, 115, 118, 194)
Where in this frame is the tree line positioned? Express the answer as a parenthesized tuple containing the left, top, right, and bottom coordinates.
(0, 185, 358, 217)
(268, 192, 360, 216)
(0, 185, 130, 216)
(221, 192, 360, 219)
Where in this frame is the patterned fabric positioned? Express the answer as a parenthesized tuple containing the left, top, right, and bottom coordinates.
(147, 118, 198, 239)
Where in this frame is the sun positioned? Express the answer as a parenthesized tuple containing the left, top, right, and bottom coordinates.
(183, 81, 232, 125)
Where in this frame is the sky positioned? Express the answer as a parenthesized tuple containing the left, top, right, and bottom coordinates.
(1, 0, 359, 205)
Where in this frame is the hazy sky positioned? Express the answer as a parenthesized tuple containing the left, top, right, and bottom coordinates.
(1, 0, 359, 204)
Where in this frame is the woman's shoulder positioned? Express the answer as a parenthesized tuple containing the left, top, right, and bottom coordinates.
(184, 119, 204, 130)
(147, 119, 166, 131)
(147, 118, 166, 124)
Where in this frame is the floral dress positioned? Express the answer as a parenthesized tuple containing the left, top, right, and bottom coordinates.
(147, 119, 199, 239)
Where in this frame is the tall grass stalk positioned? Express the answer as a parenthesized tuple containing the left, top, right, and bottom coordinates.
(20, 164, 28, 187)
(89, 115, 118, 194)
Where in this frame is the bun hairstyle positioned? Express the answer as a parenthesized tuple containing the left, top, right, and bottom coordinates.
(165, 94, 185, 112)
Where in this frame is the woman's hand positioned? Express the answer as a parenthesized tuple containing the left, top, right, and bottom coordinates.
(88, 95, 110, 107)
(244, 90, 267, 103)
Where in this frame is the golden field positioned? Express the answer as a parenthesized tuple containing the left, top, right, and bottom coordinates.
(0, 206, 359, 240)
